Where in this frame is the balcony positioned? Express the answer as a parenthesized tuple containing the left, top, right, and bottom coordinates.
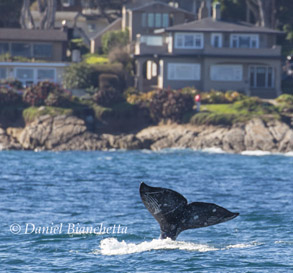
(204, 44, 281, 57)
(135, 34, 168, 55)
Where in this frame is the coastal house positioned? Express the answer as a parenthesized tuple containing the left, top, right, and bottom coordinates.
(122, 1, 195, 42)
(0, 28, 68, 86)
(134, 3, 284, 98)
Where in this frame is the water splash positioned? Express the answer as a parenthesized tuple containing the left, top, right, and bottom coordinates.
(96, 238, 218, 255)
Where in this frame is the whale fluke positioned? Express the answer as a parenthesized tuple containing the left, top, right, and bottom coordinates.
(139, 182, 239, 240)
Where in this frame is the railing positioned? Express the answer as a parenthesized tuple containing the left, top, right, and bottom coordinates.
(135, 35, 168, 55)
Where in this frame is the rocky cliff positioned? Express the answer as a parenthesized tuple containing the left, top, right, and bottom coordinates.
(1, 114, 293, 153)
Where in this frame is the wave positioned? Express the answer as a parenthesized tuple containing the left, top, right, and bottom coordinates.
(200, 147, 226, 154)
(95, 238, 258, 256)
(241, 150, 272, 156)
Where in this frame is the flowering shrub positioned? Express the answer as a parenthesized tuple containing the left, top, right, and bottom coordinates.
(92, 88, 123, 107)
(148, 89, 193, 123)
(22, 81, 71, 107)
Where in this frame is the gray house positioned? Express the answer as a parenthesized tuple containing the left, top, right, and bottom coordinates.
(134, 3, 283, 98)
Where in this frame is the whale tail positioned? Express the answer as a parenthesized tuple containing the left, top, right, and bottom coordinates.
(139, 182, 239, 240)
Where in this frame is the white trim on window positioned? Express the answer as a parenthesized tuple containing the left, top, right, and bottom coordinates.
(14, 67, 56, 87)
(168, 63, 201, 80)
(211, 33, 222, 48)
(230, 34, 259, 48)
(210, 65, 243, 81)
(174, 33, 204, 49)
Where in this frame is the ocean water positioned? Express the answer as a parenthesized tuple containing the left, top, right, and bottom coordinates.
(0, 149, 292, 272)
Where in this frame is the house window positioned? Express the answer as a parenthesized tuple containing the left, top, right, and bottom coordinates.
(211, 33, 222, 48)
(37, 69, 55, 81)
(249, 66, 274, 88)
(155, 13, 161, 27)
(168, 63, 201, 80)
(148, 13, 154, 27)
(175, 33, 204, 49)
(162, 13, 169, 27)
(0, 68, 6, 79)
(230, 34, 259, 48)
(33, 44, 52, 58)
(15, 68, 34, 87)
(0, 43, 9, 55)
(210, 65, 243, 81)
(11, 43, 31, 57)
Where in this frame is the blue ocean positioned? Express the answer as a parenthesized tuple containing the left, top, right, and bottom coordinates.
(0, 149, 292, 272)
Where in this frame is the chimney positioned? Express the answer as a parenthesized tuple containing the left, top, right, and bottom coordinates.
(213, 2, 221, 21)
(198, 1, 208, 20)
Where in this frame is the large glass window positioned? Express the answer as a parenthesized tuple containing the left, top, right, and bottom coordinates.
(148, 13, 154, 27)
(175, 33, 203, 49)
(15, 68, 34, 87)
(210, 65, 243, 81)
(0, 43, 9, 55)
(162, 13, 169, 27)
(33, 44, 52, 58)
(249, 66, 274, 88)
(230, 34, 259, 48)
(11, 43, 31, 57)
(155, 13, 161, 28)
(0, 68, 7, 79)
(37, 69, 55, 81)
(168, 63, 201, 80)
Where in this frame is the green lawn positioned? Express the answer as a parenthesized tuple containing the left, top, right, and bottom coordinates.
(191, 99, 281, 126)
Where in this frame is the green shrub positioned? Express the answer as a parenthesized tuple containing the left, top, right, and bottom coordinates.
(108, 47, 131, 68)
(0, 86, 21, 105)
(276, 94, 293, 113)
(69, 38, 89, 55)
(276, 94, 293, 104)
(99, 73, 120, 91)
(63, 63, 97, 89)
(102, 29, 129, 54)
(83, 53, 109, 64)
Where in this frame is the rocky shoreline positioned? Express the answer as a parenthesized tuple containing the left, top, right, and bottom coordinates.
(1, 114, 293, 153)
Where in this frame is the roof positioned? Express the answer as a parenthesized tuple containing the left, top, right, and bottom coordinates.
(0, 28, 68, 42)
(164, 17, 284, 34)
(127, 1, 195, 17)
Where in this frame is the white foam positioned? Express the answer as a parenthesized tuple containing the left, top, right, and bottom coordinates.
(241, 150, 272, 156)
(96, 238, 218, 256)
(224, 241, 261, 250)
(201, 147, 226, 154)
(284, 152, 293, 157)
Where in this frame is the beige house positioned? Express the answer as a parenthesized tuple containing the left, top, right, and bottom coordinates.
(0, 28, 68, 86)
(134, 4, 284, 98)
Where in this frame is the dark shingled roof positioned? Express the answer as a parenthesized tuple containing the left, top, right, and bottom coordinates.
(0, 28, 68, 42)
(165, 17, 284, 34)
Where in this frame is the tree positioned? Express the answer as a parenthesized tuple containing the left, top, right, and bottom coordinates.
(20, 0, 57, 29)
(0, 0, 22, 28)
